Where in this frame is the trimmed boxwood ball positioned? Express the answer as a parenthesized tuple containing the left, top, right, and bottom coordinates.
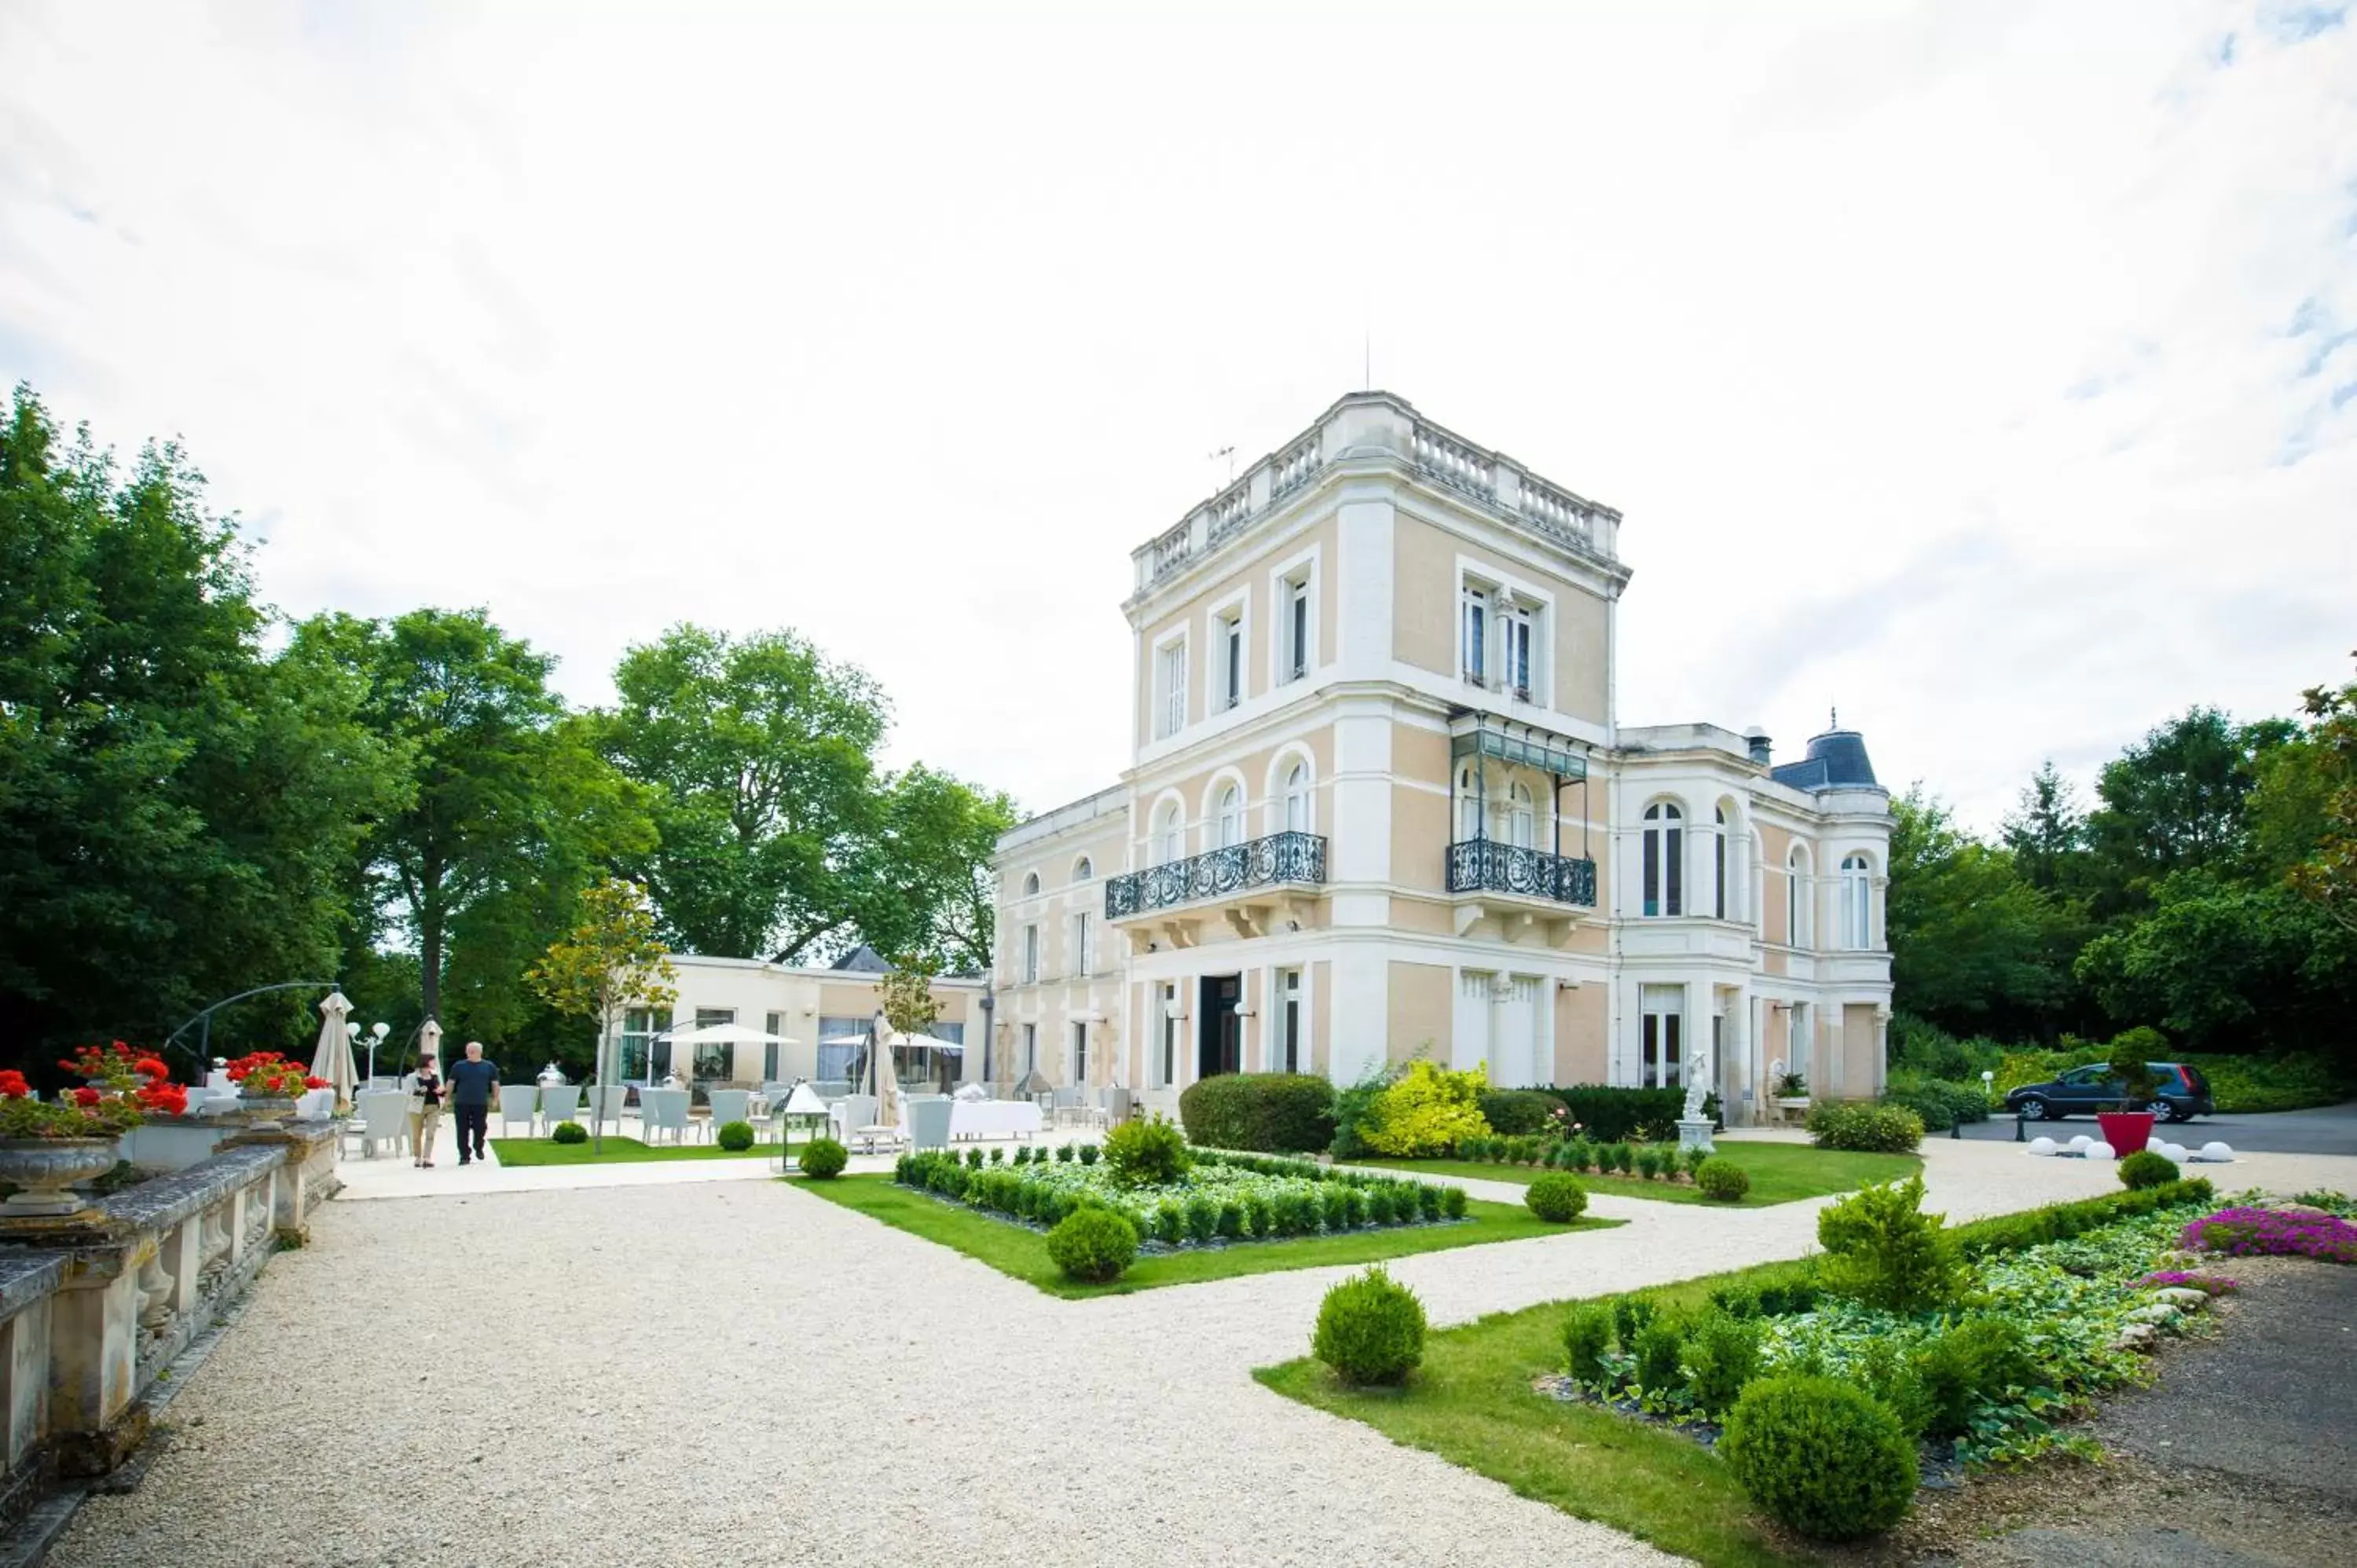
(1720, 1375, 1919, 1541)
(2117, 1149, 2179, 1190)
(1524, 1172, 1589, 1223)
(1695, 1157, 1751, 1202)
(1178, 1072, 1336, 1152)
(1044, 1206, 1137, 1283)
(798, 1138, 849, 1179)
(716, 1119, 755, 1152)
(1312, 1265, 1428, 1387)
(550, 1121, 588, 1145)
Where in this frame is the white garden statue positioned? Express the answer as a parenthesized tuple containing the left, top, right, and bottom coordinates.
(1678, 1042, 1714, 1153)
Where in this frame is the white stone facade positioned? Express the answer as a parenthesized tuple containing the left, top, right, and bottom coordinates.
(991, 391, 1893, 1125)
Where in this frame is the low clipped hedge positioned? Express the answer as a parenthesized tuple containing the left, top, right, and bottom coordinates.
(1950, 1177, 2215, 1258)
(1476, 1089, 1563, 1137)
(1540, 1085, 1717, 1143)
(1806, 1101, 1924, 1152)
(1178, 1072, 1335, 1153)
(1720, 1375, 1918, 1540)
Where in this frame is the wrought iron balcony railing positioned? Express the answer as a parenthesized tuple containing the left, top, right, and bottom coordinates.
(1445, 839, 1597, 907)
(1105, 830, 1327, 919)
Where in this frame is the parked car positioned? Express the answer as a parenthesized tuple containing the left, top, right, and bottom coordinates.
(2003, 1061, 2214, 1123)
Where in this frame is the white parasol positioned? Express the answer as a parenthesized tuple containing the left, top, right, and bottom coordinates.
(307, 990, 358, 1112)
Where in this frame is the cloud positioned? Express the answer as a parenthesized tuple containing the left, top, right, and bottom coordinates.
(0, 0, 2350, 837)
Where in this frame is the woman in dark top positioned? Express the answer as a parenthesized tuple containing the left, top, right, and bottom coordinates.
(408, 1054, 444, 1167)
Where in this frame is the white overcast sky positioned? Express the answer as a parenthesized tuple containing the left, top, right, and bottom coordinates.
(3, 1, 2352, 833)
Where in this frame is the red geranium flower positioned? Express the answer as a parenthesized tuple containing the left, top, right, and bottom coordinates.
(304, 1075, 329, 1090)
(0, 1071, 30, 1098)
(71, 1086, 101, 1107)
(134, 1057, 170, 1081)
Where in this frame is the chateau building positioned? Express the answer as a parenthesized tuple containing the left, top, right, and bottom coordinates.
(991, 392, 1893, 1126)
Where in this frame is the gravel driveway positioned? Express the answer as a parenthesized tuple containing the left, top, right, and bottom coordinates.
(48, 1140, 2357, 1567)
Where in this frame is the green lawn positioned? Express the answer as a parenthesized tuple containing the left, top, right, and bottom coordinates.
(1255, 1255, 1822, 1568)
(794, 1174, 1620, 1299)
(489, 1135, 803, 1167)
(1349, 1141, 1920, 1207)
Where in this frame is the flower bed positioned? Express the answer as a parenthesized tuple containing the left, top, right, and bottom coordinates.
(2179, 1204, 2357, 1262)
(894, 1147, 1467, 1247)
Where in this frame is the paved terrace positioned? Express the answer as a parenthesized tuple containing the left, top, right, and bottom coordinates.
(51, 1137, 2357, 1568)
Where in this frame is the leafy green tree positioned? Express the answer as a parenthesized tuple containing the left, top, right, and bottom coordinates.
(2083, 708, 2295, 915)
(1886, 789, 2078, 1039)
(2000, 760, 2085, 894)
(853, 764, 1018, 971)
(2073, 870, 2353, 1050)
(2281, 656, 2357, 935)
(527, 877, 676, 1153)
(0, 385, 401, 1064)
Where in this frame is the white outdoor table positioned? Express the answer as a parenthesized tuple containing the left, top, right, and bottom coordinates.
(947, 1101, 1043, 1141)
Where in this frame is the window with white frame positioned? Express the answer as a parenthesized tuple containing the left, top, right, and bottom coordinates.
(1021, 1022, 1036, 1079)
(1641, 802, 1684, 917)
(1841, 854, 1872, 949)
(1714, 805, 1728, 919)
(1461, 584, 1489, 684)
(1214, 783, 1243, 848)
(1070, 1020, 1088, 1085)
(1503, 600, 1534, 700)
(1283, 575, 1310, 680)
(1021, 924, 1039, 984)
(1155, 982, 1180, 1088)
(1640, 984, 1683, 1089)
(1282, 762, 1310, 833)
(1156, 802, 1182, 865)
(620, 1007, 670, 1083)
(1455, 763, 1483, 840)
(1217, 609, 1244, 710)
(764, 1013, 785, 1083)
(1787, 848, 1810, 946)
(1508, 781, 1535, 848)
(1070, 910, 1092, 977)
(1156, 637, 1187, 738)
(1274, 968, 1302, 1072)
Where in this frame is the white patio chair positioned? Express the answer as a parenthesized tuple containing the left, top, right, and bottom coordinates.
(640, 1087, 691, 1145)
(539, 1084, 582, 1128)
(587, 1084, 627, 1135)
(355, 1093, 410, 1160)
(706, 1089, 753, 1141)
(498, 1083, 538, 1138)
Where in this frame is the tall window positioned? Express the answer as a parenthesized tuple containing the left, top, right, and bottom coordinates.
(691, 1008, 734, 1082)
(1215, 784, 1243, 848)
(620, 1008, 670, 1083)
(1714, 805, 1728, 919)
(1508, 782, 1535, 848)
(1156, 639, 1187, 738)
(1156, 982, 1179, 1088)
(1841, 854, 1872, 949)
(1071, 911, 1092, 977)
(1285, 577, 1310, 680)
(1021, 924, 1039, 984)
(1071, 1020, 1089, 1085)
(817, 1017, 867, 1083)
(1219, 610, 1243, 709)
(1156, 803, 1182, 865)
(1282, 762, 1310, 833)
(1275, 968, 1302, 1072)
(1787, 849, 1809, 946)
(1021, 1022, 1036, 1079)
(1461, 584, 1488, 683)
(1504, 604, 1534, 699)
(763, 1013, 784, 1083)
(1641, 803, 1684, 917)
(1455, 764, 1483, 840)
(1640, 984, 1683, 1089)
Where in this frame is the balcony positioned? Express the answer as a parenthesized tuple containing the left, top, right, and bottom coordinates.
(1446, 840, 1596, 905)
(1105, 830, 1326, 941)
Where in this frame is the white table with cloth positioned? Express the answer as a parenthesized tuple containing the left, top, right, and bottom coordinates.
(947, 1101, 1043, 1141)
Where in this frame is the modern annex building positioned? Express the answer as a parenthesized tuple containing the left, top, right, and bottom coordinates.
(991, 392, 1893, 1126)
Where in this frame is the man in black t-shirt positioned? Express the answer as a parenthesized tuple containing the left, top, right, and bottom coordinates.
(446, 1040, 500, 1166)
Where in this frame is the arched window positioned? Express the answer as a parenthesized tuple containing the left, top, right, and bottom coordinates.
(1455, 764, 1483, 841)
(1508, 782, 1535, 848)
(1641, 803, 1683, 918)
(1714, 804, 1728, 919)
(1021, 871, 1039, 897)
(1072, 856, 1093, 882)
(1750, 830, 1765, 929)
(1282, 763, 1310, 833)
(1841, 854, 1872, 950)
(1155, 804, 1182, 866)
(1787, 848, 1809, 946)
(1214, 784, 1243, 848)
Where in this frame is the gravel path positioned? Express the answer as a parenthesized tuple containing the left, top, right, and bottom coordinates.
(49, 1138, 2357, 1568)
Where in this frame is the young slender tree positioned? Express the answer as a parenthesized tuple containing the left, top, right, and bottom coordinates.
(526, 877, 676, 1155)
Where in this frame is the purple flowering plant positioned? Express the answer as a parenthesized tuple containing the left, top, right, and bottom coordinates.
(2137, 1270, 2241, 1295)
(2179, 1207, 2357, 1264)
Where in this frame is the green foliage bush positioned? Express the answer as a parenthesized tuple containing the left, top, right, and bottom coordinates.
(1720, 1376, 1918, 1541)
(1077, 1142, 1100, 1166)
(798, 1138, 848, 1179)
(1478, 1088, 1563, 1135)
(1312, 1266, 1427, 1386)
(550, 1120, 588, 1145)
(1817, 1176, 1959, 1312)
(1320, 1186, 1353, 1231)
(1882, 1074, 1991, 1131)
(1056, 1141, 1076, 1163)
(1215, 1199, 1245, 1239)
(1274, 1190, 1318, 1236)
(1565, 1137, 1594, 1172)
(1950, 1177, 2215, 1258)
(1609, 1142, 1634, 1174)
(1807, 1101, 1925, 1153)
(1635, 1146, 1662, 1181)
(1439, 1185, 1468, 1220)
(716, 1119, 755, 1152)
(2117, 1149, 2180, 1189)
(1912, 1317, 2033, 1441)
(1612, 1294, 1655, 1348)
(1632, 1317, 1686, 1395)
(1561, 1302, 1614, 1384)
(1182, 1195, 1219, 1243)
(987, 1145, 1004, 1164)
(1361, 1060, 1492, 1157)
(1524, 1172, 1589, 1223)
(1104, 1113, 1190, 1188)
(1682, 1310, 1763, 1416)
(1153, 1203, 1185, 1244)
(1045, 1206, 1136, 1282)
(1244, 1193, 1274, 1237)
(1682, 1145, 1708, 1179)
(1695, 1157, 1750, 1202)
(1325, 1063, 1393, 1159)
(1178, 1072, 1337, 1153)
(1542, 1084, 1699, 1142)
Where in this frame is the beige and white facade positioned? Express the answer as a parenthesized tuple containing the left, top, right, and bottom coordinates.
(991, 391, 1893, 1126)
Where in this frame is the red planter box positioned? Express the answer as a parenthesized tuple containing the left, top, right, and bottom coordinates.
(2096, 1110, 2156, 1156)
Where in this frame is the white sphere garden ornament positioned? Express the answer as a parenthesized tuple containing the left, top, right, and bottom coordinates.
(2029, 1136, 2058, 1156)
(2085, 1141, 2115, 1161)
(2199, 1141, 2234, 1162)
(2068, 1134, 2092, 1150)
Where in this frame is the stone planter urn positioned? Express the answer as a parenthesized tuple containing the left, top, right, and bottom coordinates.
(0, 1138, 121, 1217)
(237, 1097, 299, 1132)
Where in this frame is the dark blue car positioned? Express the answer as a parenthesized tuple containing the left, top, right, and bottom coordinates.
(2003, 1061, 2214, 1124)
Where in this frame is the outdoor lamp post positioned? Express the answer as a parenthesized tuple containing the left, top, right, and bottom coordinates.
(368, 1020, 390, 1081)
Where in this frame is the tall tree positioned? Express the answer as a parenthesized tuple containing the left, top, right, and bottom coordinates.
(2000, 760, 2085, 894)
(1886, 787, 2078, 1039)
(2083, 707, 2294, 914)
(301, 609, 654, 1030)
(600, 625, 889, 960)
(853, 764, 1018, 972)
(0, 386, 400, 1065)
(2281, 656, 2357, 936)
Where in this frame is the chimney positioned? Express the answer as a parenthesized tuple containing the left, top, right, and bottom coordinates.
(1744, 729, 1772, 767)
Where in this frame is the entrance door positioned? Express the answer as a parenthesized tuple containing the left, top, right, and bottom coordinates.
(1495, 978, 1538, 1087)
(1640, 984, 1683, 1089)
(1198, 975, 1241, 1079)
